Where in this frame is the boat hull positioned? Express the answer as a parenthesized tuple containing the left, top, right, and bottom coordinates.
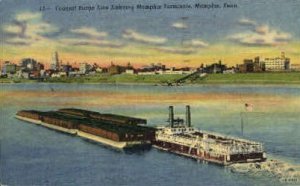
(153, 140, 266, 166)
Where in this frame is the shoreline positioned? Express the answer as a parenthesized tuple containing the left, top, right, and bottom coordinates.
(1, 72, 300, 85)
(1, 80, 300, 86)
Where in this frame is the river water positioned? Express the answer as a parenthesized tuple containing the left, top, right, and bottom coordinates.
(1, 83, 299, 186)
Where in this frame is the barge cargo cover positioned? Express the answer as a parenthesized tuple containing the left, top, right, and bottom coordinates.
(16, 109, 155, 149)
(58, 108, 147, 125)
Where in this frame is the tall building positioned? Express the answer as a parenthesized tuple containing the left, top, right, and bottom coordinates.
(50, 51, 60, 71)
(203, 60, 226, 73)
(264, 52, 290, 71)
(253, 57, 264, 72)
(108, 64, 126, 75)
(237, 57, 264, 73)
(2, 61, 17, 74)
(239, 59, 254, 72)
(36, 63, 45, 71)
(20, 58, 38, 71)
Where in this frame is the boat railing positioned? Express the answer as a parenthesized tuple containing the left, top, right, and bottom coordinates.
(198, 129, 263, 145)
(226, 143, 264, 154)
(157, 130, 264, 155)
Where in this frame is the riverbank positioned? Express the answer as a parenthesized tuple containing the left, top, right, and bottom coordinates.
(194, 72, 300, 84)
(1, 72, 300, 84)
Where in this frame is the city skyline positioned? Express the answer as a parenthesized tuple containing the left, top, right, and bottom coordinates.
(1, 0, 300, 67)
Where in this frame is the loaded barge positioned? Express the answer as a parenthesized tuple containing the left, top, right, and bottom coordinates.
(16, 108, 155, 149)
(152, 106, 267, 165)
(16, 106, 267, 165)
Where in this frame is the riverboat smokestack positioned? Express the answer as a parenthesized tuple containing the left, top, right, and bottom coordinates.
(169, 106, 174, 127)
(186, 105, 191, 127)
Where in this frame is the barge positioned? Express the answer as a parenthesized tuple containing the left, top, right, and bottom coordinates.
(58, 108, 147, 125)
(152, 106, 267, 165)
(16, 109, 155, 149)
(16, 106, 267, 165)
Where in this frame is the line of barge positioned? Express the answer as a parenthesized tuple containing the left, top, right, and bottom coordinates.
(15, 109, 155, 149)
(15, 106, 267, 165)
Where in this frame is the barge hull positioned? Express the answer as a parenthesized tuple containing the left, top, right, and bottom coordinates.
(77, 130, 128, 149)
(15, 115, 41, 125)
(15, 112, 152, 149)
(40, 122, 77, 135)
(16, 116, 77, 135)
(77, 130, 150, 149)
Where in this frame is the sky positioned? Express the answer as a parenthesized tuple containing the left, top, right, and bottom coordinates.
(1, 0, 300, 67)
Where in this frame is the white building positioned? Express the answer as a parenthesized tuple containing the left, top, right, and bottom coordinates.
(69, 71, 82, 77)
(157, 68, 195, 75)
(79, 63, 92, 74)
(158, 69, 184, 75)
(125, 69, 135, 74)
(264, 52, 290, 71)
(137, 71, 157, 75)
(51, 72, 67, 78)
(291, 64, 300, 71)
(223, 68, 236, 74)
(95, 67, 103, 73)
(50, 51, 60, 71)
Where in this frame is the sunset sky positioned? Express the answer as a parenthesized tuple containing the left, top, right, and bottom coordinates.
(1, 0, 300, 67)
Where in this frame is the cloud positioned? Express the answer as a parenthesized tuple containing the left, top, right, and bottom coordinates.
(172, 22, 188, 29)
(27, 22, 59, 39)
(59, 38, 124, 48)
(61, 26, 123, 48)
(153, 46, 196, 55)
(238, 18, 257, 26)
(2, 21, 27, 38)
(229, 30, 291, 46)
(122, 29, 167, 45)
(153, 39, 208, 55)
(254, 25, 269, 35)
(183, 39, 209, 48)
(70, 27, 107, 38)
(15, 12, 41, 22)
(2, 12, 59, 46)
(5, 38, 31, 46)
(152, 38, 208, 55)
(230, 19, 291, 46)
(2, 24, 23, 35)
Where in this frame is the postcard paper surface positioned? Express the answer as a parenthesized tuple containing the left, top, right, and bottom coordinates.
(0, 0, 300, 185)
